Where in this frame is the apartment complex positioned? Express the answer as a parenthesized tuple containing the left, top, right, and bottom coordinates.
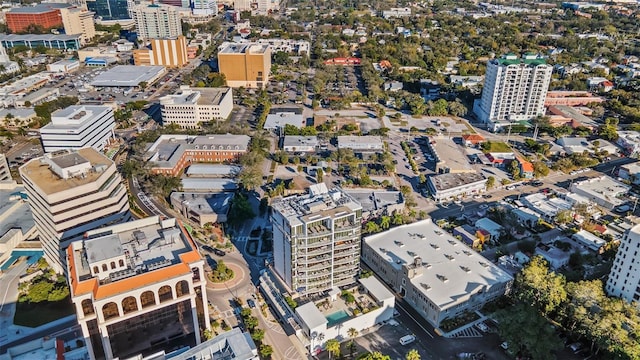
(474, 54, 552, 129)
(134, 36, 188, 68)
(19, 148, 130, 273)
(6, 3, 70, 33)
(362, 219, 513, 327)
(271, 184, 363, 297)
(160, 86, 233, 128)
(40, 105, 116, 153)
(218, 43, 271, 88)
(606, 223, 640, 303)
(59, 7, 96, 45)
(0, 154, 10, 182)
(132, 4, 182, 40)
(67, 216, 210, 360)
(144, 134, 250, 176)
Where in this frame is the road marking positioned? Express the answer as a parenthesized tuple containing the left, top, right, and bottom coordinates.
(395, 301, 434, 338)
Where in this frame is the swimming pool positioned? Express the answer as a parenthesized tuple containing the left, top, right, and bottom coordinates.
(326, 310, 350, 327)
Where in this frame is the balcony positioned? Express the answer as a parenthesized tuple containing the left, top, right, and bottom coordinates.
(334, 256, 359, 266)
(296, 262, 327, 271)
(302, 246, 332, 257)
(334, 221, 360, 232)
(334, 241, 358, 251)
(297, 237, 331, 249)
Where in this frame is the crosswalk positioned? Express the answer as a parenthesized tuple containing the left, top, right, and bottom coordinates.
(234, 236, 248, 243)
(448, 326, 483, 338)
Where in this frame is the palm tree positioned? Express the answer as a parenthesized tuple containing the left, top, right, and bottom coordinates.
(379, 215, 391, 229)
(406, 349, 421, 360)
(325, 338, 340, 360)
(347, 328, 359, 358)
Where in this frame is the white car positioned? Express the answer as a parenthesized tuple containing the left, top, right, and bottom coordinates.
(479, 204, 489, 210)
(475, 322, 489, 333)
(500, 342, 509, 350)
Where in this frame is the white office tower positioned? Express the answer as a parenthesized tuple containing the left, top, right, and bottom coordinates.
(191, 0, 217, 16)
(606, 224, 640, 303)
(19, 148, 130, 273)
(270, 184, 362, 297)
(40, 105, 115, 153)
(132, 3, 182, 40)
(474, 53, 552, 126)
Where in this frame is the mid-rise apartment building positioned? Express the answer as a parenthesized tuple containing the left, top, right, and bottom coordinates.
(362, 219, 513, 327)
(144, 134, 250, 176)
(6, 3, 70, 33)
(19, 148, 130, 273)
(192, 0, 217, 16)
(67, 216, 209, 360)
(40, 105, 115, 153)
(474, 54, 552, 130)
(134, 36, 188, 68)
(607, 223, 640, 303)
(59, 7, 96, 45)
(271, 184, 363, 297)
(218, 43, 271, 88)
(132, 4, 182, 40)
(0, 154, 10, 182)
(159, 86, 233, 128)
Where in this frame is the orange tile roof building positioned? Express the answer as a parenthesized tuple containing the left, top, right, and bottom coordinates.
(6, 4, 70, 33)
(67, 216, 210, 360)
(19, 148, 130, 274)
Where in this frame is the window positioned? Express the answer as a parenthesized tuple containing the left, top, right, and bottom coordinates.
(119, 259, 124, 267)
(93, 266, 99, 274)
(110, 262, 116, 269)
(102, 264, 107, 272)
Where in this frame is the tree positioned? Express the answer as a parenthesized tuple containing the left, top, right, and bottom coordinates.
(406, 349, 421, 360)
(555, 210, 573, 224)
(316, 168, 324, 183)
(514, 256, 567, 316)
(138, 81, 148, 89)
(238, 165, 263, 191)
(533, 162, 550, 178)
(347, 328, 359, 358)
(244, 315, 258, 330)
(495, 303, 563, 360)
(259, 344, 273, 358)
(227, 193, 255, 228)
(447, 101, 468, 117)
(360, 352, 391, 360)
(251, 328, 265, 342)
(325, 339, 340, 360)
(379, 215, 391, 230)
(203, 329, 213, 340)
(486, 176, 495, 189)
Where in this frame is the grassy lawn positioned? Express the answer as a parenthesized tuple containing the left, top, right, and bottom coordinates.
(14, 298, 75, 328)
(483, 141, 512, 153)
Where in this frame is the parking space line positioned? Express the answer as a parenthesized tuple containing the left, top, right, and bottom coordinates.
(396, 302, 434, 339)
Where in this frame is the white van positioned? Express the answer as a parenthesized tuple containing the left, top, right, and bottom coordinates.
(399, 335, 416, 345)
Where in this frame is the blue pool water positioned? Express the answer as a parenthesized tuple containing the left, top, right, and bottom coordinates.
(0, 250, 43, 270)
(326, 310, 350, 327)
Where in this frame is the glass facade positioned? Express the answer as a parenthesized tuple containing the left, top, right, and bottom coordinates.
(87, 0, 130, 19)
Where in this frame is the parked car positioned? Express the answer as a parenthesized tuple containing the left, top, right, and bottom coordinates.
(247, 299, 256, 308)
(475, 322, 489, 333)
(213, 248, 226, 257)
(202, 245, 214, 252)
(568, 342, 584, 353)
(500, 342, 509, 350)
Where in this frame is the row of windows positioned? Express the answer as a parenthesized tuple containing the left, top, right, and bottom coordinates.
(94, 259, 126, 273)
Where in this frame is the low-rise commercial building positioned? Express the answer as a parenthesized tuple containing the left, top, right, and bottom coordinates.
(427, 172, 487, 202)
(618, 162, 640, 185)
(19, 148, 130, 273)
(570, 175, 630, 210)
(427, 137, 475, 174)
(282, 136, 318, 152)
(145, 134, 250, 176)
(0, 34, 82, 50)
(160, 86, 233, 129)
(264, 112, 305, 131)
(337, 136, 383, 151)
(40, 105, 115, 153)
(572, 229, 607, 253)
(67, 216, 210, 360)
(0, 181, 37, 268)
(170, 192, 234, 226)
(521, 193, 572, 221)
(382, 7, 412, 18)
(153, 328, 258, 360)
(344, 189, 404, 218)
(47, 59, 80, 73)
(362, 219, 513, 327)
(535, 244, 570, 270)
(91, 65, 167, 88)
(617, 131, 640, 157)
(557, 136, 619, 155)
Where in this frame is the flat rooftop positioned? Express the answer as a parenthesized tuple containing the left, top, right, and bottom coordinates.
(8, 3, 70, 13)
(264, 112, 305, 130)
(185, 164, 241, 177)
(71, 217, 199, 290)
(0, 34, 81, 42)
(0, 186, 35, 242)
(431, 137, 474, 172)
(337, 135, 383, 148)
(146, 134, 250, 169)
(170, 192, 233, 216)
(19, 148, 113, 195)
(91, 65, 165, 87)
(271, 184, 362, 227)
(364, 219, 513, 309)
(219, 42, 269, 54)
(45, 105, 111, 129)
(283, 136, 318, 148)
(161, 87, 231, 106)
(344, 189, 403, 213)
(428, 172, 486, 191)
(571, 175, 630, 202)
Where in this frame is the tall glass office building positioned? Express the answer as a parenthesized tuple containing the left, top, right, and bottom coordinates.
(86, 0, 130, 19)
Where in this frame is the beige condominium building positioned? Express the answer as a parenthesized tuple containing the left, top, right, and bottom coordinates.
(19, 148, 130, 273)
(218, 42, 271, 88)
(67, 216, 210, 360)
(59, 6, 96, 45)
(270, 184, 362, 298)
(134, 36, 188, 68)
(132, 3, 182, 40)
(159, 85, 233, 128)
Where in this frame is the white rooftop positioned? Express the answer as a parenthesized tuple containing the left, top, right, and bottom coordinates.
(91, 65, 165, 87)
(570, 175, 630, 205)
(363, 219, 512, 309)
(46, 105, 111, 129)
(264, 112, 305, 130)
(271, 186, 362, 226)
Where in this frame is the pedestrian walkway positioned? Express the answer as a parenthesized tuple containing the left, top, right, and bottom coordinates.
(448, 326, 483, 338)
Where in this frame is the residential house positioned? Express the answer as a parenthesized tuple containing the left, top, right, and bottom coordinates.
(461, 134, 486, 147)
(475, 218, 503, 243)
